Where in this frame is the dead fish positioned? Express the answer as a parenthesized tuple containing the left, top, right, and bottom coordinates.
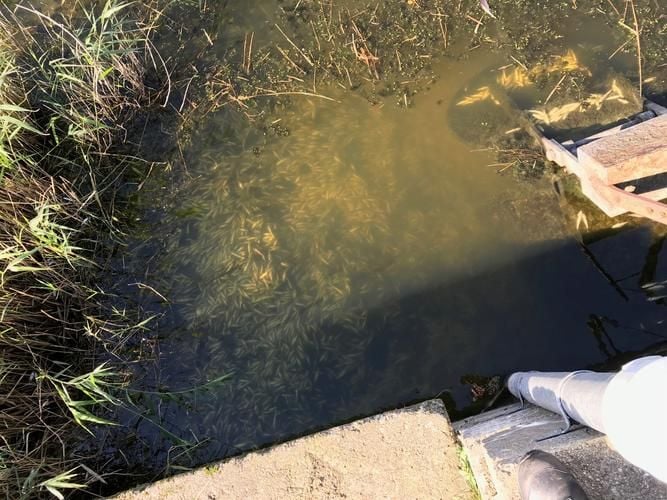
(480, 0, 496, 18)
(575, 210, 589, 231)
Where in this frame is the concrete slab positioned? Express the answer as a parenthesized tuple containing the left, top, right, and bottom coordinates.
(116, 400, 473, 500)
(455, 403, 667, 500)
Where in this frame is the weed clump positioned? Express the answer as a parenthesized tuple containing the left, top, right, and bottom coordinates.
(200, 0, 491, 114)
(0, 2, 159, 497)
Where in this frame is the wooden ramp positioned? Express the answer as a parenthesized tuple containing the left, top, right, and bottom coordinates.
(541, 100, 667, 225)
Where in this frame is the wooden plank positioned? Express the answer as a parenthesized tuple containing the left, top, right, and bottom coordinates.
(580, 175, 626, 217)
(542, 138, 583, 176)
(567, 110, 656, 149)
(641, 186, 667, 202)
(582, 174, 667, 224)
(543, 137, 667, 221)
(578, 114, 667, 184)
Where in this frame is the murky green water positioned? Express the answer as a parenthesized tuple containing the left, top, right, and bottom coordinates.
(99, 0, 667, 488)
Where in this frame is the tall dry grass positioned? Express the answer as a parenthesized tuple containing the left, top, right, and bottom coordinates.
(0, 2, 160, 497)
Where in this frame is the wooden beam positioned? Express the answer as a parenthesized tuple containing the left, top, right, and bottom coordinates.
(578, 114, 667, 184)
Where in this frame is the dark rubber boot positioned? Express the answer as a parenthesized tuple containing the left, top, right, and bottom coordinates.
(518, 449, 589, 500)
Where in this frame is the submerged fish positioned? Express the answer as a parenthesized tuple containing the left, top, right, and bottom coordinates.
(480, 0, 496, 18)
(456, 86, 500, 106)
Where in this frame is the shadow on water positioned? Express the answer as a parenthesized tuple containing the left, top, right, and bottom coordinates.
(361, 229, 667, 410)
(100, 221, 667, 491)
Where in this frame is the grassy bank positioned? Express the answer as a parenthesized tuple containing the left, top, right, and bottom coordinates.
(0, 2, 160, 497)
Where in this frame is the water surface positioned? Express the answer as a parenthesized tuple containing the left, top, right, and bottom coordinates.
(105, 0, 667, 483)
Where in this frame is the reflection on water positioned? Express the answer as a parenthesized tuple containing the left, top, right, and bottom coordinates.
(105, 0, 667, 485)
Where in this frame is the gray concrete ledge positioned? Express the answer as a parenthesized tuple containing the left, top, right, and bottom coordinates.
(455, 403, 667, 500)
(117, 400, 472, 500)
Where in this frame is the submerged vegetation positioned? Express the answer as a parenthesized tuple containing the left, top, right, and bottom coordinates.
(193, 0, 666, 179)
(0, 2, 161, 497)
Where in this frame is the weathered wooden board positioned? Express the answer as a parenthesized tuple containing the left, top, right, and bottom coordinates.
(580, 175, 667, 223)
(578, 113, 667, 185)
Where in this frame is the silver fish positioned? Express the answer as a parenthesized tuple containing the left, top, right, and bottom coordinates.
(480, 0, 496, 18)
